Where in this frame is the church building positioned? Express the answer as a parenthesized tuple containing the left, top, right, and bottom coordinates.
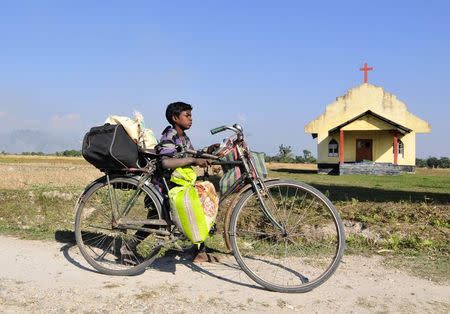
(305, 63, 431, 175)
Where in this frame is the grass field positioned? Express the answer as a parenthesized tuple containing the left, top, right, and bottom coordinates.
(267, 162, 450, 202)
(0, 155, 449, 282)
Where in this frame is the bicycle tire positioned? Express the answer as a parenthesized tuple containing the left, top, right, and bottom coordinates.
(222, 178, 282, 252)
(74, 176, 166, 276)
(229, 180, 345, 293)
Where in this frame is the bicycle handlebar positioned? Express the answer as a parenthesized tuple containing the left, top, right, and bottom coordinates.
(210, 124, 244, 136)
(184, 148, 244, 166)
(210, 125, 227, 135)
(184, 148, 220, 160)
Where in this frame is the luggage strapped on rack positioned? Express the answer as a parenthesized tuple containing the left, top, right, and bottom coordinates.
(82, 123, 140, 171)
(82, 112, 158, 171)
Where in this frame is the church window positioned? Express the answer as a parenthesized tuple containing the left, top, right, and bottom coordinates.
(328, 139, 339, 157)
(393, 139, 404, 158)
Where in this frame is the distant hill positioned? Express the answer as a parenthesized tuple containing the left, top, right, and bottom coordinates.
(0, 129, 81, 154)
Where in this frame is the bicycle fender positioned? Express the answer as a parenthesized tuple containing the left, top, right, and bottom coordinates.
(143, 181, 165, 205)
(76, 175, 108, 204)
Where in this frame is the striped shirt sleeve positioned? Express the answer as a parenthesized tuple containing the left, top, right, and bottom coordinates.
(156, 126, 195, 157)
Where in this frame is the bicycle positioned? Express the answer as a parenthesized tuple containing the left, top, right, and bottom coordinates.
(74, 124, 345, 293)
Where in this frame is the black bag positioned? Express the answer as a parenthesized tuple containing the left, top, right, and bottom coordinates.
(82, 124, 140, 171)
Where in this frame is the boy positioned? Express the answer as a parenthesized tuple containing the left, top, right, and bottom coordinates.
(156, 101, 218, 263)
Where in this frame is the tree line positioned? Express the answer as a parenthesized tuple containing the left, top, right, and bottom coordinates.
(416, 157, 450, 168)
(264, 144, 317, 164)
(1, 148, 449, 168)
(0, 150, 82, 157)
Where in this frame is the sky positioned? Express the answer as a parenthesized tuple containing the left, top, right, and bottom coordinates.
(0, 1, 449, 157)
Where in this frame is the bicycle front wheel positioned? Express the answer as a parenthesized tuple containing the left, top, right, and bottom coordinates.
(229, 180, 345, 293)
(74, 176, 166, 276)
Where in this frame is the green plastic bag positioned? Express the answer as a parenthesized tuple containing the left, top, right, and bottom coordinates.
(169, 167, 218, 244)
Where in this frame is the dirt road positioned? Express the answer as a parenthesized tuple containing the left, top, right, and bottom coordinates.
(0, 235, 448, 313)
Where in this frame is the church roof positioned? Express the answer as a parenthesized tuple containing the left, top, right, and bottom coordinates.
(305, 83, 431, 136)
(328, 110, 412, 135)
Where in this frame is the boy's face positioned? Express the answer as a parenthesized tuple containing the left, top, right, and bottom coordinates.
(173, 110, 192, 130)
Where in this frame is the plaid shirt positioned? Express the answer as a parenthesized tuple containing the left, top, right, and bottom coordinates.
(156, 126, 195, 158)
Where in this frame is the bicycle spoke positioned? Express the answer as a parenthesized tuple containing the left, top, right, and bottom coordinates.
(119, 189, 143, 218)
(83, 232, 109, 243)
(264, 188, 284, 227)
(231, 181, 345, 293)
(283, 185, 289, 224)
(284, 186, 300, 227)
(287, 195, 318, 235)
(97, 240, 115, 261)
(111, 184, 120, 219)
(75, 177, 165, 275)
(86, 234, 109, 257)
(237, 229, 279, 238)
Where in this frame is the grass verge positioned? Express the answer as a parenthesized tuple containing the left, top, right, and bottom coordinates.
(0, 159, 448, 283)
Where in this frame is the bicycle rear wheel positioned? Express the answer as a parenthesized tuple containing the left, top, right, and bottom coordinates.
(229, 180, 345, 293)
(74, 176, 166, 276)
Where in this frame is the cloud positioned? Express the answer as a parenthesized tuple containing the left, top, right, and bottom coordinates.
(0, 129, 81, 153)
(0, 111, 7, 118)
(50, 113, 81, 128)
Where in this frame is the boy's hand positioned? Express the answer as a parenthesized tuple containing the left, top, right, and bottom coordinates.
(194, 158, 210, 168)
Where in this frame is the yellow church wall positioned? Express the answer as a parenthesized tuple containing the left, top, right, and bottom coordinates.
(341, 115, 396, 131)
(305, 84, 431, 137)
(398, 132, 416, 165)
(317, 135, 339, 164)
(306, 83, 430, 167)
(317, 131, 416, 165)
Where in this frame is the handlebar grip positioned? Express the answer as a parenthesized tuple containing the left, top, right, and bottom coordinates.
(210, 125, 227, 135)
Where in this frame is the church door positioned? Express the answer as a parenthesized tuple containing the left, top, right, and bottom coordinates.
(356, 139, 373, 162)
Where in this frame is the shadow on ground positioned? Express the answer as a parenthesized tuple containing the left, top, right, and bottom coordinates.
(55, 230, 76, 243)
(310, 184, 449, 204)
(270, 169, 449, 204)
(270, 168, 317, 174)
(54, 230, 261, 290)
(54, 230, 96, 274)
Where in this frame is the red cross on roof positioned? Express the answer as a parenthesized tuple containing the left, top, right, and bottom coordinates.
(360, 63, 373, 83)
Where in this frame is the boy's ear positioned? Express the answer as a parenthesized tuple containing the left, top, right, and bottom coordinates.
(172, 114, 179, 123)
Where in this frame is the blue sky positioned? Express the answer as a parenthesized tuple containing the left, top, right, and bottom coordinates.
(0, 1, 449, 157)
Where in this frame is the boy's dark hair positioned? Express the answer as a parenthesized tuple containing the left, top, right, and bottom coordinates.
(165, 102, 193, 125)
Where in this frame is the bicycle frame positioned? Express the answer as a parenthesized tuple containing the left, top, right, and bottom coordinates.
(104, 123, 285, 240)
(103, 164, 172, 237)
(202, 125, 285, 232)
(76, 124, 345, 290)
(233, 143, 285, 231)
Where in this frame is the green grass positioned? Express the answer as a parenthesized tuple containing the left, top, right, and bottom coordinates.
(383, 251, 450, 284)
(0, 187, 80, 240)
(269, 167, 450, 193)
(0, 160, 448, 283)
(0, 155, 87, 165)
(269, 168, 450, 203)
